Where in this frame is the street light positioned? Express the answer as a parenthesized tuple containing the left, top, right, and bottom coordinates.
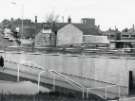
(11, 1, 24, 81)
(11, 1, 24, 41)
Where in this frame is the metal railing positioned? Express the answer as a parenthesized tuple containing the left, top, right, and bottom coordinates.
(4, 51, 124, 100)
(86, 85, 121, 100)
(5, 59, 86, 98)
(49, 69, 86, 98)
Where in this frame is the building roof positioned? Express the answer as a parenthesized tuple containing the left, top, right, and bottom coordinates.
(74, 23, 101, 35)
(13, 21, 102, 37)
(121, 29, 135, 35)
(50, 23, 101, 35)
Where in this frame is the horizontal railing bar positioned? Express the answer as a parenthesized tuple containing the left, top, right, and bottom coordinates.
(5, 59, 86, 92)
(87, 84, 119, 90)
(50, 70, 84, 90)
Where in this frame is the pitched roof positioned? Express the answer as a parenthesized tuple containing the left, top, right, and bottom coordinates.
(13, 22, 102, 36)
(51, 23, 101, 35)
(73, 23, 101, 35)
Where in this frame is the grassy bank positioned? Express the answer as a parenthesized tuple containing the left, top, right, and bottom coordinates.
(0, 91, 106, 101)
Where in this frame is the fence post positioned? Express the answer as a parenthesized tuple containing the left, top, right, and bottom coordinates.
(105, 87, 107, 99)
(118, 85, 121, 98)
(17, 63, 20, 82)
(82, 87, 85, 100)
(33, 95, 35, 101)
(38, 73, 41, 93)
(38, 71, 45, 92)
(52, 73, 56, 91)
(86, 89, 89, 99)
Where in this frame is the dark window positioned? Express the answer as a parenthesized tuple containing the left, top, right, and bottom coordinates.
(122, 35, 129, 38)
(131, 35, 135, 38)
(110, 35, 115, 38)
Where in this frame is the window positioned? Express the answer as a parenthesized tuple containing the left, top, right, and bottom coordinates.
(122, 35, 129, 38)
(110, 35, 115, 38)
(131, 35, 135, 38)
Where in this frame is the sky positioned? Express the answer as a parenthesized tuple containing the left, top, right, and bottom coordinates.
(0, 0, 135, 30)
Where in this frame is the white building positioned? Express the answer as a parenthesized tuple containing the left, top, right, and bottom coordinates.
(57, 24, 83, 46)
(56, 23, 109, 47)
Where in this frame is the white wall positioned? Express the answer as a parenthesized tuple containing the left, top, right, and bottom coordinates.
(83, 35, 110, 44)
(57, 24, 83, 46)
(35, 32, 51, 47)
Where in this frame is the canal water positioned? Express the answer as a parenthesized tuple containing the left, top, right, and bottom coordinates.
(2, 51, 135, 96)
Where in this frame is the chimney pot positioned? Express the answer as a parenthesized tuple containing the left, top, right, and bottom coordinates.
(133, 24, 134, 32)
(35, 16, 37, 23)
(68, 17, 71, 23)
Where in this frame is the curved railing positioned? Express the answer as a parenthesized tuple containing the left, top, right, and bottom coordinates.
(86, 84, 121, 100)
(3, 51, 124, 99)
(5, 59, 86, 98)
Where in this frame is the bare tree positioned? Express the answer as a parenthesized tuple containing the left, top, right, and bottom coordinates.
(45, 12, 60, 47)
(45, 12, 59, 23)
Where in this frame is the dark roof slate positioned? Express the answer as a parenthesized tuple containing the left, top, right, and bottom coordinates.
(16, 22, 102, 36)
(74, 23, 101, 35)
(52, 23, 101, 36)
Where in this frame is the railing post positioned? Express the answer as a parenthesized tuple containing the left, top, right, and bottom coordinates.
(86, 89, 89, 99)
(118, 85, 121, 98)
(50, 70, 85, 93)
(82, 87, 85, 100)
(17, 63, 20, 82)
(52, 72, 56, 91)
(37, 73, 41, 92)
(105, 87, 107, 99)
(38, 71, 45, 92)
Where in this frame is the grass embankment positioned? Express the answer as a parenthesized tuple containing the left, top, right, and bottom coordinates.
(0, 92, 106, 101)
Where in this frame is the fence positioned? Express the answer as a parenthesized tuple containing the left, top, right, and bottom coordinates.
(4, 55, 87, 99)
(2, 51, 130, 100)
(86, 85, 121, 100)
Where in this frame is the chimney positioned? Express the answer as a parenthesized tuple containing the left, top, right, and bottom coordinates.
(35, 16, 37, 23)
(35, 16, 38, 36)
(133, 24, 134, 32)
(68, 17, 71, 23)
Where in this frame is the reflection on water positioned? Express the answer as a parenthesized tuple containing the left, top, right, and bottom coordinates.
(2, 51, 133, 97)
(3, 52, 134, 87)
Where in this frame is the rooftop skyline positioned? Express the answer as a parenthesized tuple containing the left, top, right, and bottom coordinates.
(1, 0, 135, 30)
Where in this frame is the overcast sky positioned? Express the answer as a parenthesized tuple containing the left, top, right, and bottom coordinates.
(1, 0, 135, 30)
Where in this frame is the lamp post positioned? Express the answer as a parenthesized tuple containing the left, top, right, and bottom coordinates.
(11, 1, 24, 82)
(11, 1, 24, 41)
(21, 4, 24, 39)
